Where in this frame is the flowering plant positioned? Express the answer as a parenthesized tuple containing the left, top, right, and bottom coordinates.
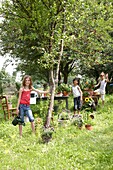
(83, 97, 95, 109)
(82, 96, 95, 111)
(82, 79, 96, 90)
(71, 114, 84, 128)
(84, 80, 94, 89)
(56, 83, 71, 93)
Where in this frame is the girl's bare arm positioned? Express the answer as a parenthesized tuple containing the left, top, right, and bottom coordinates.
(32, 86, 49, 95)
(95, 81, 100, 87)
(16, 87, 23, 114)
(105, 73, 110, 82)
(78, 86, 83, 100)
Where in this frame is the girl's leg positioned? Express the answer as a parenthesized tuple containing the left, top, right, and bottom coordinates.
(27, 109, 35, 134)
(77, 96, 81, 114)
(102, 100, 104, 105)
(19, 125, 22, 137)
(74, 98, 77, 115)
(101, 94, 105, 105)
(19, 105, 25, 137)
(74, 111, 76, 115)
(78, 110, 80, 114)
(31, 121, 35, 134)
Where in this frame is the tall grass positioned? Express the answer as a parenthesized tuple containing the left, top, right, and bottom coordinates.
(0, 94, 113, 170)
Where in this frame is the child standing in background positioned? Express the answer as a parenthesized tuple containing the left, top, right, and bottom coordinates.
(16, 75, 49, 137)
(94, 72, 109, 105)
(72, 78, 83, 116)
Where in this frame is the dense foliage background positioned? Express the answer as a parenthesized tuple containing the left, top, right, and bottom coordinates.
(0, 0, 113, 82)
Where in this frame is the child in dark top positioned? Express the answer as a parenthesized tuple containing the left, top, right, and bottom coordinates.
(72, 78, 83, 116)
(16, 75, 49, 137)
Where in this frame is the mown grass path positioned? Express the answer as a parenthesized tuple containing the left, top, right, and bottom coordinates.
(0, 95, 113, 170)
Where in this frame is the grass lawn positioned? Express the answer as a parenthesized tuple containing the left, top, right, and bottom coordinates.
(0, 95, 113, 170)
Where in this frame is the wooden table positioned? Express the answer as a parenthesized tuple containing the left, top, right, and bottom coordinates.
(36, 96, 69, 109)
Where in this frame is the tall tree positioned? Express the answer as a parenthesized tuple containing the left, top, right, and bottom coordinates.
(0, 0, 113, 126)
(0, 0, 68, 127)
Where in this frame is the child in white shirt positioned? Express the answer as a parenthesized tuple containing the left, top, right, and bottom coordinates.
(94, 72, 109, 105)
(72, 78, 83, 116)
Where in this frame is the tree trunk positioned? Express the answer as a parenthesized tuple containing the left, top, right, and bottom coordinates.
(45, 69, 55, 128)
(45, 5, 65, 128)
(64, 72, 68, 84)
(45, 39, 64, 128)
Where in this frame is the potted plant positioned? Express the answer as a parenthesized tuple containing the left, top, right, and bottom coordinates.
(56, 85, 62, 95)
(58, 111, 69, 120)
(71, 114, 84, 129)
(58, 110, 70, 126)
(83, 91, 89, 97)
(41, 127, 54, 143)
(82, 79, 96, 96)
(57, 83, 71, 96)
(83, 109, 94, 130)
(83, 97, 96, 111)
(85, 119, 93, 130)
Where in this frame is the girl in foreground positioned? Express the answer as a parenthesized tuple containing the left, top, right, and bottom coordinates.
(16, 75, 49, 137)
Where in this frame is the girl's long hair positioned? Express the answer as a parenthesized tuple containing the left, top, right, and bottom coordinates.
(22, 75, 32, 89)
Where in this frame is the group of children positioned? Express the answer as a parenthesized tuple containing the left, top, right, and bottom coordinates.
(16, 72, 110, 137)
(72, 72, 110, 116)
